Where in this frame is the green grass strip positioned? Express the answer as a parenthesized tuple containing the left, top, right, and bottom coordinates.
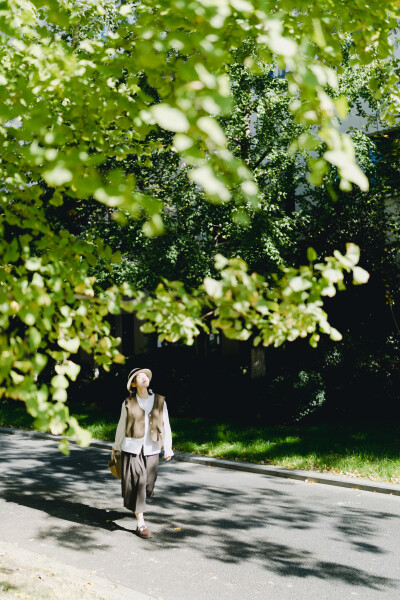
(1, 400, 399, 484)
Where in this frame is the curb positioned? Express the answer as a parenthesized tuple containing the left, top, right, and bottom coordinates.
(1, 426, 400, 497)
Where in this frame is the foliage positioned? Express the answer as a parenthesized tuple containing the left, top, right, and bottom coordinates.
(3, 0, 398, 213)
(1, 0, 399, 447)
(0, 203, 124, 450)
(45, 65, 302, 291)
(290, 60, 400, 421)
(130, 244, 369, 347)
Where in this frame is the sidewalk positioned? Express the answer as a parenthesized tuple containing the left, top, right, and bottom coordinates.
(0, 540, 155, 600)
(1, 425, 400, 497)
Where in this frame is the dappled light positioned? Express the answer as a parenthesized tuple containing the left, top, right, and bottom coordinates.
(0, 432, 399, 598)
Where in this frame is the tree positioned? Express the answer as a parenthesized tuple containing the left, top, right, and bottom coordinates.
(1, 0, 398, 448)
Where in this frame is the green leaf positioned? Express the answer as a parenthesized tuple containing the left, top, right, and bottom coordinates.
(268, 34, 298, 58)
(329, 328, 342, 341)
(320, 283, 336, 297)
(309, 333, 320, 347)
(32, 272, 44, 287)
(345, 243, 360, 266)
(214, 254, 229, 270)
(322, 268, 343, 283)
(42, 166, 73, 186)
(29, 327, 42, 349)
(324, 150, 369, 191)
(51, 374, 69, 389)
(50, 416, 67, 435)
(173, 134, 194, 151)
(58, 438, 70, 456)
(307, 248, 317, 262)
(10, 370, 24, 384)
(334, 97, 348, 119)
(353, 266, 370, 285)
(231, 0, 253, 11)
(142, 214, 165, 237)
(79, 40, 95, 53)
(232, 209, 250, 226)
(58, 337, 80, 353)
(224, 327, 251, 341)
(140, 322, 156, 333)
(20, 311, 36, 326)
(204, 277, 223, 299)
(312, 18, 326, 48)
(26, 257, 41, 271)
(151, 105, 190, 133)
(197, 117, 226, 145)
(55, 360, 81, 381)
(190, 166, 231, 202)
(75, 427, 92, 447)
(289, 276, 312, 292)
(119, 4, 132, 16)
(341, 164, 369, 192)
(333, 250, 353, 269)
(33, 353, 48, 371)
(53, 388, 68, 402)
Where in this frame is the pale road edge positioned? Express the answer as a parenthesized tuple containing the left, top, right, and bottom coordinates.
(1, 426, 400, 497)
(0, 539, 157, 600)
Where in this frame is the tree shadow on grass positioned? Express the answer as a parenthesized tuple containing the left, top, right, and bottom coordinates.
(0, 433, 399, 593)
(173, 419, 400, 469)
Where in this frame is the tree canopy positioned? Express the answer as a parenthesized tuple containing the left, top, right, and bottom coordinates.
(1, 0, 399, 448)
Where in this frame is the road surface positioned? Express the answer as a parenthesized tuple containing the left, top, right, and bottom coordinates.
(0, 431, 399, 600)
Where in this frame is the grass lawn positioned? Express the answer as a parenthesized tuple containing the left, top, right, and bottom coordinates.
(1, 399, 400, 483)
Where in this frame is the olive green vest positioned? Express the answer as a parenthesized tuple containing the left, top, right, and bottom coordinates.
(125, 394, 165, 447)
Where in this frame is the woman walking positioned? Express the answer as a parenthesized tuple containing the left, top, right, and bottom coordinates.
(113, 367, 174, 539)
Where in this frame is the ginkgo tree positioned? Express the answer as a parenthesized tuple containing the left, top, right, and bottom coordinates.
(0, 0, 398, 450)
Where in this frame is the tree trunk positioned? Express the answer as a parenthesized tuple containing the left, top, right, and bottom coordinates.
(251, 346, 266, 379)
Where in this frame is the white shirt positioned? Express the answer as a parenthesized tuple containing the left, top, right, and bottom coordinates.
(113, 393, 174, 458)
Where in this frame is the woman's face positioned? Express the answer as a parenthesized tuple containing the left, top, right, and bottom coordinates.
(135, 372, 149, 388)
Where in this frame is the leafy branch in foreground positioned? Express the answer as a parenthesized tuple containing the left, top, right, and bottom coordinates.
(128, 244, 369, 348)
(0, 0, 394, 449)
(2, 0, 398, 224)
(0, 204, 124, 453)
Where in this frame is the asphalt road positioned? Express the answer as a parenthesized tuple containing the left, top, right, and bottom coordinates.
(0, 431, 399, 600)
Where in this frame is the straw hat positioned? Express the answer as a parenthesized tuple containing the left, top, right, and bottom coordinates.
(127, 367, 152, 392)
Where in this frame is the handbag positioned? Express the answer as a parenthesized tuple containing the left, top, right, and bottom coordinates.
(108, 448, 122, 479)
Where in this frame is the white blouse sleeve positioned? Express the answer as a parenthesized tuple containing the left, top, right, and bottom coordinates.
(162, 401, 174, 458)
(113, 401, 126, 452)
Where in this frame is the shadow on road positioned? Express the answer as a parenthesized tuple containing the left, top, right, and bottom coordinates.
(0, 432, 398, 593)
(146, 475, 398, 591)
